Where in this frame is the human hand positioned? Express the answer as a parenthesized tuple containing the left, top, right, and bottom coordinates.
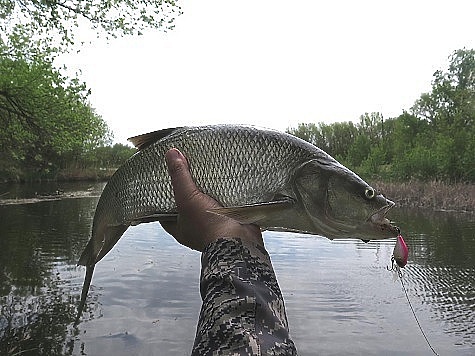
(162, 148, 263, 252)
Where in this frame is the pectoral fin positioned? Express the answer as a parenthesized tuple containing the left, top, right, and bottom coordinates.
(208, 198, 294, 224)
(130, 213, 178, 226)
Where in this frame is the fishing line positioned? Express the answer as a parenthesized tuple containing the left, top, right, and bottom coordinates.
(392, 259, 440, 356)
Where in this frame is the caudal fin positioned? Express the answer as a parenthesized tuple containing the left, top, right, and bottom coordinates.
(74, 265, 95, 325)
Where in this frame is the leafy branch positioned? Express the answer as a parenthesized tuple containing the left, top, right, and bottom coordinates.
(2, 0, 182, 54)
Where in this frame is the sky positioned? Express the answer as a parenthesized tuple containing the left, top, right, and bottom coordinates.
(62, 0, 475, 145)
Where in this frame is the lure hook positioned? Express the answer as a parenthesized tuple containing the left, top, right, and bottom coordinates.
(387, 256, 397, 271)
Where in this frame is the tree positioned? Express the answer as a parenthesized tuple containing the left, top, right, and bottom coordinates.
(411, 49, 475, 180)
(287, 121, 358, 159)
(0, 35, 110, 180)
(0, 1, 181, 180)
(0, 0, 182, 54)
(347, 135, 371, 167)
(390, 112, 429, 156)
(287, 123, 326, 149)
(83, 143, 137, 168)
(358, 112, 385, 142)
(288, 49, 475, 182)
(413, 49, 475, 129)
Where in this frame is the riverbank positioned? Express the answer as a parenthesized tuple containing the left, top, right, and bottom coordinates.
(375, 180, 475, 213)
(0, 167, 117, 183)
(55, 167, 116, 182)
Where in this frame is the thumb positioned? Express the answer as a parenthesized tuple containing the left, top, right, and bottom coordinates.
(165, 148, 200, 210)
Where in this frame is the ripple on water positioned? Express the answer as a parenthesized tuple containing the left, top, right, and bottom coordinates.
(403, 264, 475, 342)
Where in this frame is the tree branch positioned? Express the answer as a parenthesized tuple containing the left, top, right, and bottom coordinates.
(0, 91, 44, 135)
(54, 1, 96, 22)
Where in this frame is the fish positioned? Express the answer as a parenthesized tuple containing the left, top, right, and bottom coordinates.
(75, 125, 399, 323)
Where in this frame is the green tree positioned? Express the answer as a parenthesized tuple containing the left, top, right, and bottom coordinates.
(413, 49, 474, 128)
(347, 135, 371, 167)
(360, 144, 386, 176)
(285, 49, 475, 182)
(287, 122, 327, 150)
(358, 112, 384, 142)
(411, 49, 475, 181)
(84, 143, 136, 168)
(287, 121, 358, 159)
(1, 0, 181, 181)
(0, 36, 110, 180)
(390, 112, 429, 157)
(0, 0, 181, 54)
(322, 121, 359, 159)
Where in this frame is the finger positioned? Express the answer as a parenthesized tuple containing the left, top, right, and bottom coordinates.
(165, 148, 200, 209)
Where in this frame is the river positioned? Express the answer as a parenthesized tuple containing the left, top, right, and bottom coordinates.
(0, 182, 474, 355)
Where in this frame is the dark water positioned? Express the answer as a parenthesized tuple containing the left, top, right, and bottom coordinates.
(0, 182, 474, 355)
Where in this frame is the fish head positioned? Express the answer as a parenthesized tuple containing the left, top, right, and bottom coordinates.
(294, 158, 398, 240)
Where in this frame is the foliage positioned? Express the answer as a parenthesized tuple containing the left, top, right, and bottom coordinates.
(0, 0, 179, 181)
(289, 121, 359, 161)
(288, 49, 475, 183)
(0, 0, 181, 54)
(82, 143, 137, 169)
(0, 35, 111, 181)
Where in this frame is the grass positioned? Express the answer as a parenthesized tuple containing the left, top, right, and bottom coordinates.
(374, 180, 475, 213)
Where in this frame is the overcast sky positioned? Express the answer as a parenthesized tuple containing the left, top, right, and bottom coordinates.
(63, 0, 475, 144)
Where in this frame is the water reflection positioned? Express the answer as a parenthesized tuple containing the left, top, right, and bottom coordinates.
(1, 273, 78, 355)
(0, 184, 101, 356)
(394, 209, 475, 267)
(0, 183, 474, 355)
(391, 208, 475, 347)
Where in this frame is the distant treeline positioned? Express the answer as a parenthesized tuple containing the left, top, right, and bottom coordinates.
(288, 49, 475, 183)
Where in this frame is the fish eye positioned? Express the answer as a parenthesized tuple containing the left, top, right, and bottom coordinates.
(364, 187, 376, 200)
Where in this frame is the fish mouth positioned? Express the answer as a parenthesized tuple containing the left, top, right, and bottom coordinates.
(367, 200, 398, 232)
(319, 200, 398, 238)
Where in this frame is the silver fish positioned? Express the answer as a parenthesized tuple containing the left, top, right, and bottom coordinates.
(75, 125, 398, 323)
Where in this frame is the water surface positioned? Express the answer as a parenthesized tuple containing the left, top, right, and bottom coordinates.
(0, 182, 473, 355)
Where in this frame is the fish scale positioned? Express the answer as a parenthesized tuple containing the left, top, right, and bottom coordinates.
(110, 128, 285, 230)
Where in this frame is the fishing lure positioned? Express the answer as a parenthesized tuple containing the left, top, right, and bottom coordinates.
(388, 232, 408, 271)
(393, 233, 408, 268)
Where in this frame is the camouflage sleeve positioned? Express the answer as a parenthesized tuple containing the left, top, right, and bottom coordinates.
(191, 238, 298, 355)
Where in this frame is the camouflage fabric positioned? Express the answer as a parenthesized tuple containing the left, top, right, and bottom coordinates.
(191, 238, 298, 355)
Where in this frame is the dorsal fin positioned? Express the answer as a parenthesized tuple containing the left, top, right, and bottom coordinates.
(128, 127, 182, 151)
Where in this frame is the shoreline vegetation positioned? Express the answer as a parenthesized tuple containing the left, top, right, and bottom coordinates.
(375, 180, 475, 213)
(0, 167, 116, 184)
(55, 167, 116, 182)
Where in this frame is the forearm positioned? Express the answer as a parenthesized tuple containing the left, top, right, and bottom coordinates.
(192, 238, 297, 355)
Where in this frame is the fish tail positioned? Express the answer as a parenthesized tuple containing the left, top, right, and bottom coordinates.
(74, 265, 95, 326)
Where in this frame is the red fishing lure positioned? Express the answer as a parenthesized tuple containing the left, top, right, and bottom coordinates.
(393, 234, 408, 268)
